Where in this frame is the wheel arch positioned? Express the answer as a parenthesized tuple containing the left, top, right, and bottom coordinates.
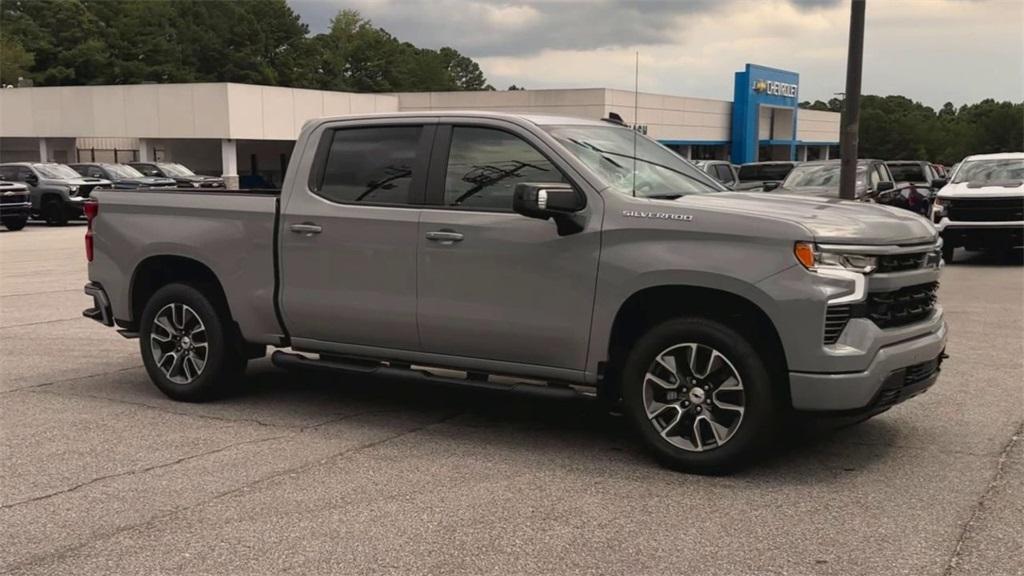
(600, 284, 789, 404)
(129, 255, 233, 330)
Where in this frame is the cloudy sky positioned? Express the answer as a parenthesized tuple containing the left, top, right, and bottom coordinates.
(290, 0, 1023, 108)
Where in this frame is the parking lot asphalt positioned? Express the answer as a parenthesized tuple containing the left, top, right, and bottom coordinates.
(1, 223, 1021, 576)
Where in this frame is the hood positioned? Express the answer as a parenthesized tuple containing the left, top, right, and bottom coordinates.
(937, 180, 1023, 199)
(117, 177, 178, 186)
(175, 175, 222, 182)
(680, 191, 938, 245)
(42, 177, 112, 187)
(733, 181, 775, 191)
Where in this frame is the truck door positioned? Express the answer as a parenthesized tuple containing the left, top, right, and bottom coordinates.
(416, 121, 602, 373)
(279, 119, 435, 352)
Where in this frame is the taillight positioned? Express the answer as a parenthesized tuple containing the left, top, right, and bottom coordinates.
(84, 200, 98, 262)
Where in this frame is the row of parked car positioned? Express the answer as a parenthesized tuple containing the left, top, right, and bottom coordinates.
(0, 161, 223, 229)
(695, 154, 1023, 261)
(695, 158, 947, 215)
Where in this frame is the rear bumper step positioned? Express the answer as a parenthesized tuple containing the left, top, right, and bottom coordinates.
(271, 351, 585, 401)
(82, 282, 113, 327)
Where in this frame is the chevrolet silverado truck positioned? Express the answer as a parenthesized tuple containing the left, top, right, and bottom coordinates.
(83, 112, 947, 473)
(0, 162, 112, 225)
(932, 152, 1024, 262)
(0, 180, 31, 231)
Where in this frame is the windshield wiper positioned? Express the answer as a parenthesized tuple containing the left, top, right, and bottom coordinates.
(565, 139, 713, 187)
(567, 138, 625, 169)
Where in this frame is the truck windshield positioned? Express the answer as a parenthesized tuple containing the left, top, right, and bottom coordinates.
(543, 125, 724, 198)
(951, 159, 1024, 184)
(738, 163, 793, 182)
(159, 163, 196, 177)
(888, 163, 927, 183)
(34, 164, 82, 179)
(783, 164, 865, 189)
(107, 164, 145, 179)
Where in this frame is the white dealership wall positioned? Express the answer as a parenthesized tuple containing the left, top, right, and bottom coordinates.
(0, 82, 839, 183)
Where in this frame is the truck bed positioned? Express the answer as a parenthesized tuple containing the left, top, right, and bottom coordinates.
(88, 188, 284, 344)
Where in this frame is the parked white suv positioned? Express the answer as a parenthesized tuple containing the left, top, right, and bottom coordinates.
(932, 153, 1024, 262)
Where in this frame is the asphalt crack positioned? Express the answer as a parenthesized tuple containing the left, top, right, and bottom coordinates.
(941, 420, 1023, 576)
(3, 410, 463, 573)
(0, 433, 291, 511)
(27, 388, 290, 430)
(0, 366, 141, 396)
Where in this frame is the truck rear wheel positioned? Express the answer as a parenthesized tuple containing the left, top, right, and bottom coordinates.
(139, 283, 245, 402)
(621, 317, 777, 474)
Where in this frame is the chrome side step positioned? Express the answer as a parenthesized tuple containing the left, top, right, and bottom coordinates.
(270, 351, 585, 400)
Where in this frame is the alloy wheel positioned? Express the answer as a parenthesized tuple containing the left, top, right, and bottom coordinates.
(149, 303, 209, 384)
(642, 343, 746, 452)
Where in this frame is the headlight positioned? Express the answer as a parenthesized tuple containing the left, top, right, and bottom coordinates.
(931, 197, 947, 222)
(68, 185, 79, 194)
(794, 242, 878, 273)
(192, 182, 203, 188)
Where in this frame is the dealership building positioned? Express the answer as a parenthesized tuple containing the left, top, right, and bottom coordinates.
(0, 63, 839, 187)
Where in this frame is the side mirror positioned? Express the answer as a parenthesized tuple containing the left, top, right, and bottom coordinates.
(762, 181, 780, 192)
(875, 181, 895, 193)
(513, 182, 584, 219)
(513, 182, 586, 235)
(931, 178, 947, 190)
(24, 174, 38, 186)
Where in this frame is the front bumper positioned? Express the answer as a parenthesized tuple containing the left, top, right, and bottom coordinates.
(790, 316, 947, 411)
(83, 282, 114, 326)
(936, 217, 1023, 248)
(0, 201, 31, 218)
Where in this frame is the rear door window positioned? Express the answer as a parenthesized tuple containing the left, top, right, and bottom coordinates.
(314, 126, 425, 206)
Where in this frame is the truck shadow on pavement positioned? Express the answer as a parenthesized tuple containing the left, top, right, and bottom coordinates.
(195, 359, 901, 481)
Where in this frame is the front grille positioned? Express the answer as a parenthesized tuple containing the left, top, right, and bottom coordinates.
(78, 184, 96, 198)
(876, 252, 928, 273)
(863, 282, 939, 329)
(873, 355, 943, 410)
(947, 198, 1024, 222)
(0, 192, 28, 205)
(823, 304, 851, 345)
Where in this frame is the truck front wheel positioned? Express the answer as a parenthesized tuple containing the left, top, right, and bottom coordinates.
(2, 216, 27, 231)
(139, 283, 245, 402)
(621, 317, 778, 474)
(42, 199, 69, 226)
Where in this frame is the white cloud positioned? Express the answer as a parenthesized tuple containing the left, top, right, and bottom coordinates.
(292, 0, 1024, 106)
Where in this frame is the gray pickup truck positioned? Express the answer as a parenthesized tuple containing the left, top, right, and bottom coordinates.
(83, 112, 947, 472)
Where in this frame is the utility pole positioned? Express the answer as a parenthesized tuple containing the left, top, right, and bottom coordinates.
(839, 0, 866, 200)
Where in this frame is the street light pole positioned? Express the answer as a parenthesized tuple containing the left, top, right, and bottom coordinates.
(839, 0, 866, 200)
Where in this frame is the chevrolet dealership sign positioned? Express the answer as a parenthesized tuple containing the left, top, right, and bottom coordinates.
(753, 79, 798, 98)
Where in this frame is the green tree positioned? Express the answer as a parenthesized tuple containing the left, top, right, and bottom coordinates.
(439, 47, 493, 90)
(0, 33, 34, 85)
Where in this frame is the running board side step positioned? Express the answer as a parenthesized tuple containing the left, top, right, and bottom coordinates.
(271, 351, 585, 401)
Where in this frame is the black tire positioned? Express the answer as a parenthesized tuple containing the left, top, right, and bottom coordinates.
(139, 283, 246, 402)
(621, 317, 778, 474)
(942, 243, 954, 264)
(42, 199, 68, 226)
(2, 216, 27, 231)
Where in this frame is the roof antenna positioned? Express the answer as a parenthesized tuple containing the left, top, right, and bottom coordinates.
(632, 50, 639, 198)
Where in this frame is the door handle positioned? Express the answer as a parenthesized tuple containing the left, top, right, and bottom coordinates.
(289, 222, 322, 236)
(425, 230, 464, 244)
